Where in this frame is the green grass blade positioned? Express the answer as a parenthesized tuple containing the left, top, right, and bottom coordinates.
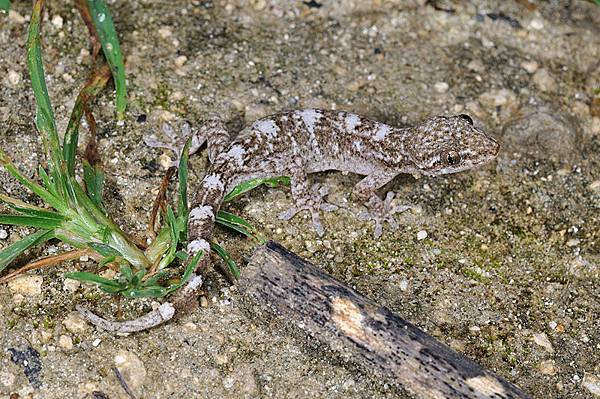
(211, 242, 240, 279)
(83, 160, 105, 209)
(0, 151, 65, 212)
(27, 0, 62, 171)
(87, 0, 127, 119)
(0, 214, 63, 229)
(65, 271, 122, 290)
(0, 0, 11, 13)
(87, 242, 122, 258)
(177, 139, 191, 222)
(223, 176, 290, 203)
(0, 194, 63, 220)
(216, 210, 263, 243)
(0, 229, 54, 274)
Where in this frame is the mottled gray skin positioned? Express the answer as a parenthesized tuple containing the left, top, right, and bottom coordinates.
(183, 109, 499, 269)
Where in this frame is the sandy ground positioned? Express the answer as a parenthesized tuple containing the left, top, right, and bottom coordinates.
(1, 1, 599, 398)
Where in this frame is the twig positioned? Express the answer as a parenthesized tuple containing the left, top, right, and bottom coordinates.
(112, 366, 138, 399)
(0, 249, 93, 284)
(74, 0, 102, 59)
(76, 274, 203, 333)
(147, 166, 176, 239)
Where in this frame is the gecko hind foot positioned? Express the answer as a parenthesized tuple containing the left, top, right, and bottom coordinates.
(278, 184, 338, 237)
(358, 191, 412, 239)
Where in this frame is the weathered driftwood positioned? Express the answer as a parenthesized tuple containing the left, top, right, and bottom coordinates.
(239, 241, 531, 399)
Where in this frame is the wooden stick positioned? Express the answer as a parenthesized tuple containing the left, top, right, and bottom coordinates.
(239, 241, 531, 399)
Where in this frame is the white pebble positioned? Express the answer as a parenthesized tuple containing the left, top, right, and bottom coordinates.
(8, 275, 43, 296)
(51, 15, 63, 28)
(528, 18, 544, 30)
(174, 55, 188, 67)
(583, 374, 600, 396)
(433, 82, 449, 93)
(533, 332, 554, 353)
(58, 335, 74, 351)
(399, 279, 409, 291)
(0, 229, 7, 239)
(416, 230, 428, 240)
(7, 70, 20, 86)
(92, 338, 102, 347)
(548, 320, 557, 330)
(63, 278, 81, 292)
(521, 60, 539, 74)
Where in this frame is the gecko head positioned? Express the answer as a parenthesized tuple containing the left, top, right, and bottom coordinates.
(406, 114, 499, 176)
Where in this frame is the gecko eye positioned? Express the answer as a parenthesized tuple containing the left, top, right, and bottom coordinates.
(444, 150, 462, 166)
(458, 114, 473, 125)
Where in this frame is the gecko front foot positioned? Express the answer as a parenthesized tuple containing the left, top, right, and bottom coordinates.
(358, 192, 412, 239)
(278, 184, 338, 237)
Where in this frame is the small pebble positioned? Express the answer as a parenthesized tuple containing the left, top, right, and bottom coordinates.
(8, 10, 26, 24)
(416, 230, 428, 240)
(433, 82, 449, 93)
(548, 320, 557, 330)
(398, 279, 409, 291)
(174, 55, 188, 67)
(63, 278, 81, 292)
(566, 238, 580, 247)
(59, 335, 74, 351)
(92, 338, 102, 347)
(533, 68, 557, 92)
(159, 153, 173, 169)
(583, 374, 600, 396)
(114, 350, 147, 389)
(63, 312, 89, 334)
(521, 60, 539, 74)
(158, 26, 172, 38)
(533, 332, 554, 353)
(539, 359, 557, 376)
(8, 275, 43, 296)
(528, 18, 544, 30)
(0, 229, 7, 239)
(7, 70, 20, 86)
(51, 15, 63, 28)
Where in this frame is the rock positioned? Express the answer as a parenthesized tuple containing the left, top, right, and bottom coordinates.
(433, 82, 449, 93)
(501, 108, 580, 157)
(477, 89, 519, 121)
(8, 10, 26, 24)
(51, 15, 63, 29)
(63, 278, 81, 292)
(114, 350, 147, 389)
(7, 70, 20, 86)
(533, 69, 557, 92)
(62, 312, 89, 334)
(539, 359, 557, 375)
(583, 374, 600, 397)
(521, 60, 538, 74)
(532, 332, 554, 353)
(416, 230, 428, 240)
(8, 275, 43, 296)
(0, 371, 16, 387)
(174, 55, 188, 67)
(0, 229, 7, 239)
(528, 18, 544, 30)
(59, 335, 74, 350)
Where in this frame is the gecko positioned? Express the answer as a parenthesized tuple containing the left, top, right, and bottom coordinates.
(79, 108, 499, 333)
(151, 109, 500, 273)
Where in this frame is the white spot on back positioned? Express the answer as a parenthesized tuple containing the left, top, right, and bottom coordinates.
(187, 239, 211, 255)
(189, 205, 214, 222)
(373, 124, 391, 141)
(203, 174, 225, 190)
(345, 113, 361, 132)
(296, 109, 322, 135)
(253, 119, 279, 139)
(226, 144, 246, 163)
